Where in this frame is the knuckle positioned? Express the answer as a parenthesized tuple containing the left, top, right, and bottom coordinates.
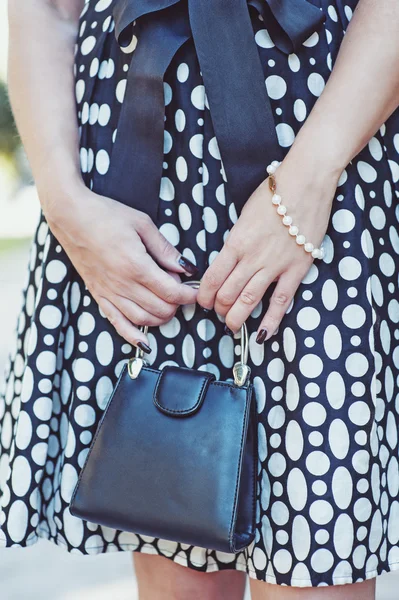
(132, 313, 147, 327)
(157, 305, 176, 322)
(137, 212, 153, 231)
(216, 290, 233, 307)
(240, 289, 257, 305)
(272, 291, 291, 306)
(203, 270, 221, 289)
(162, 290, 179, 305)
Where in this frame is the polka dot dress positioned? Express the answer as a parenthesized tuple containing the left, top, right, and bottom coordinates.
(1, 0, 399, 588)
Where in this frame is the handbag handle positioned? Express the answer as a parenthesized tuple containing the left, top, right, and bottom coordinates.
(128, 279, 251, 387)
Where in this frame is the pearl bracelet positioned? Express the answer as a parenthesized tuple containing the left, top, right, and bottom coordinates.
(266, 161, 325, 260)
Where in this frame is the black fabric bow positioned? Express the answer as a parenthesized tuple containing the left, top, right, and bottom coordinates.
(103, 0, 325, 223)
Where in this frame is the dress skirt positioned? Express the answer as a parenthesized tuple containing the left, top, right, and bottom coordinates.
(1, 0, 399, 588)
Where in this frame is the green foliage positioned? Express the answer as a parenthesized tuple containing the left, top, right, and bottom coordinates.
(0, 80, 20, 157)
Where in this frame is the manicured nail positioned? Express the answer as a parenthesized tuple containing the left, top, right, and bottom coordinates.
(256, 328, 268, 344)
(178, 256, 199, 275)
(137, 341, 152, 354)
(224, 325, 234, 336)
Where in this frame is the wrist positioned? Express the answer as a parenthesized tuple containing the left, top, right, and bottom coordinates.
(37, 172, 87, 233)
(282, 134, 345, 192)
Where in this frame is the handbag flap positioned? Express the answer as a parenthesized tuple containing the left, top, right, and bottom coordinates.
(153, 365, 215, 417)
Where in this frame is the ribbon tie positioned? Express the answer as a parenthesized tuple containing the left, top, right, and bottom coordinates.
(103, 0, 325, 223)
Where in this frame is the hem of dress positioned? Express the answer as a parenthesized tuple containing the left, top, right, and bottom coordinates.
(1, 526, 399, 587)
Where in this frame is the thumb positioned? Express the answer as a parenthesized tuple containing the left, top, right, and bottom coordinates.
(137, 216, 199, 276)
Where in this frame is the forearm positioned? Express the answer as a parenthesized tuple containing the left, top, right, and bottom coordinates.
(285, 0, 399, 179)
(7, 0, 85, 218)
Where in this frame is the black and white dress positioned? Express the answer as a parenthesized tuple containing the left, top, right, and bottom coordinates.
(1, 0, 399, 588)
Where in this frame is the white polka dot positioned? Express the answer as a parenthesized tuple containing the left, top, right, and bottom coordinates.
(288, 54, 300, 72)
(74, 405, 96, 427)
(329, 419, 350, 460)
(175, 108, 186, 132)
(189, 133, 203, 159)
(95, 376, 113, 410)
(287, 468, 307, 511)
(7, 500, 28, 543)
(255, 30, 274, 48)
(276, 123, 295, 147)
(266, 75, 287, 100)
(342, 304, 366, 329)
(190, 85, 205, 110)
(296, 307, 320, 331)
(81, 36, 96, 56)
(39, 305, 62, 329)
(332, 466, 353, 510)
(292, 515, 311, 561)
(293, 99, 307, 122)
(177, 62, 189, 82)
(303, 402, 326, 427)
(73, 358, 95, 383)
(178, 203, 192, 230)
(338, 256, 362, 281)
(380, 253, 395, 277)
(274, 549, 292, 574)
(299, 354, 323, 379)
(357, 161, 377, 183)
(95, 0, 112, 10)
(345, 353, 369, 378)
(306, 451, 330, 477)
(96, 331, 114, 366)
(45, 260, 67, 284)
(98, 103, 111, 126)
(307, 73, 325, 96)
(95, 149, 110, 175)
(203, 206, 217, 234)
(332, 209, 355, 233)
(78, 312, 95, 336)
(285, 420, 304, 461)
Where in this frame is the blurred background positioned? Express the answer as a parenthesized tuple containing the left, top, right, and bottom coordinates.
(0, 1, 397, 598)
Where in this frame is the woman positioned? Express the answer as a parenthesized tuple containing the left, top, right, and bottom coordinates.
(1, 0, 399, 597)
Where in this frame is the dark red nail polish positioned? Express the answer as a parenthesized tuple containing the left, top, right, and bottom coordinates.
(224, 325, 234, 336)
(256, 328, 267, 344)
(137, 341, 152, 354)
(178, 256, 199, 275)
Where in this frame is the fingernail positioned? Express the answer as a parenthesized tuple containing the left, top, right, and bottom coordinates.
(137, 341, 152, 354)
(178, 256, 199, 275)
(256, 328, 268, 344)
(202, 307, 211, 313)
(224, 325, 234, 337)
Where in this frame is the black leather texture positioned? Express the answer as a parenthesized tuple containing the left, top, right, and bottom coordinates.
(70, 362, 258, 553)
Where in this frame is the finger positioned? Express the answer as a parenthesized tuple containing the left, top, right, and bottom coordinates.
(255, 268, 305, 344)
(136, 213, 199, 276)
(137, 255, 199, 306)
(213, 260, 256, 318)
(224, 269, 274, 334)
(114, 293, 177, 327)
(114, 278, 179, 322)
(197, 248, 238, 310)
(96, 295, 152, 354)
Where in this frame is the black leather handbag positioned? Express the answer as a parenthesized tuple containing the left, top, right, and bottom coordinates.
(70, 280, 258, 554)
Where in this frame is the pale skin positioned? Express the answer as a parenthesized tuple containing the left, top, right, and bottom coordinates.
(7, 0, 399, 598)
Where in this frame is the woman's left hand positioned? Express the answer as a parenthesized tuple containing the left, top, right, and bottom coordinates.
(197, 157, 340, 343)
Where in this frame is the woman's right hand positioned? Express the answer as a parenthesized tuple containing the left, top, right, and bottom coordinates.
(41, 181, 199, 353)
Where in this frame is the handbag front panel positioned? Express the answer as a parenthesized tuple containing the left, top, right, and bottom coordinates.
(70, 363, 255, 553)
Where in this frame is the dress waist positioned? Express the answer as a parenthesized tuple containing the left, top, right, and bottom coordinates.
(101, 0, 325, 223)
